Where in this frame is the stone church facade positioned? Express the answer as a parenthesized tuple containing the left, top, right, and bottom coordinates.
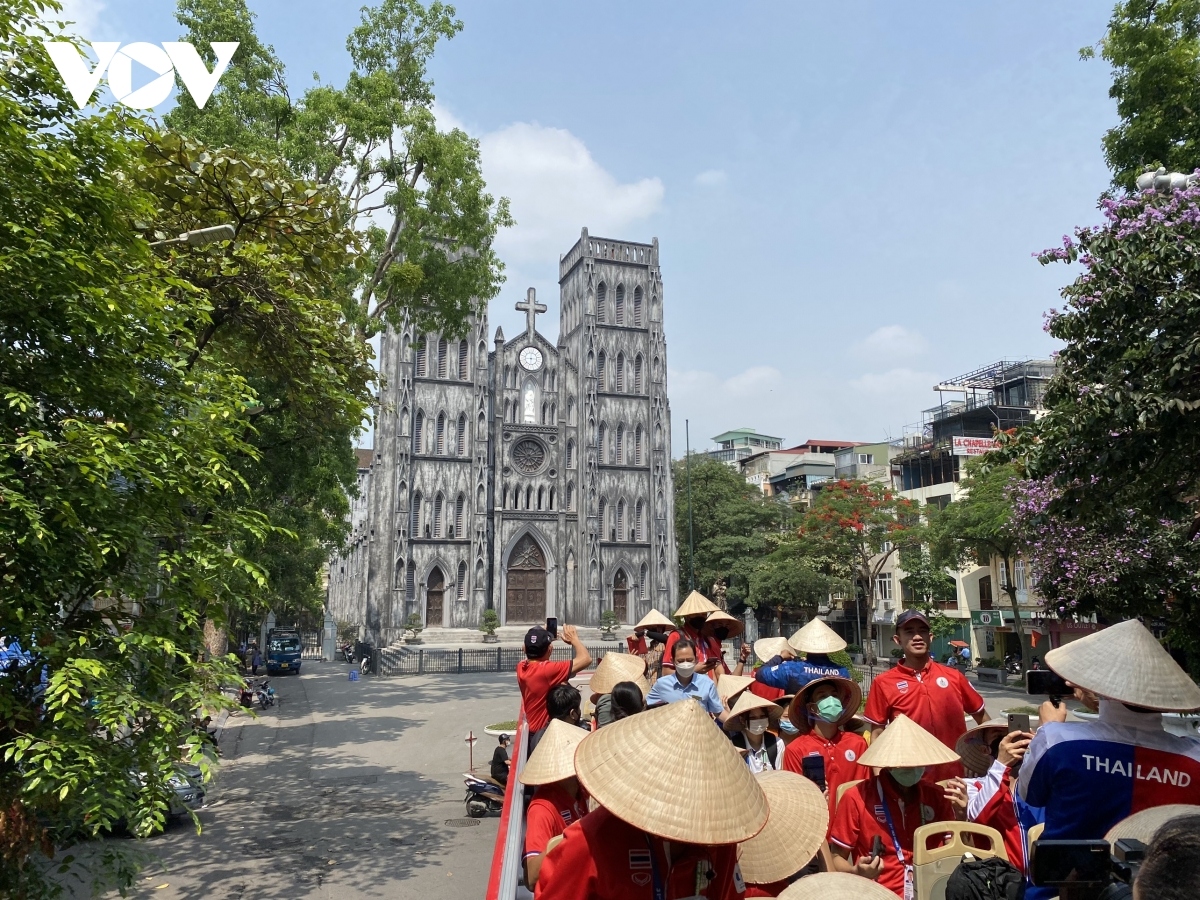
(326, 230, 679, 640)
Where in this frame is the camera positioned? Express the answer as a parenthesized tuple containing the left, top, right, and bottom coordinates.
(1031, 837, 1146, 899)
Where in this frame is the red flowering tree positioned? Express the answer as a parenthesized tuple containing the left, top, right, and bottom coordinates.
(798, 480, 921, 664)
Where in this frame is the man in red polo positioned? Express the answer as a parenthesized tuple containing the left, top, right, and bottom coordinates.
(863, 609, 988, 781)
(518, 624, 592, 745)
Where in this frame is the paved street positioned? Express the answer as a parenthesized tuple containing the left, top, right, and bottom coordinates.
(104, 666, 520, 900)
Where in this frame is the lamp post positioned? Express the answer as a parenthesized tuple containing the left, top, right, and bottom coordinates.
(148, 224, 236, 250)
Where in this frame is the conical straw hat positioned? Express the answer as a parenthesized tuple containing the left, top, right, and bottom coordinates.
(588, 651, 648, 697)
(703, 609, 744, 639)
(737, 770, 829, 884)
(519, 719, 590, 786)
(674, 590, 720, 619)
(754, 637, 791, 664)
(778, 872, 897, 900)
(857, 714, 960, 769)
(955, 718, 1011, 778)
(788, 618, 847, 654)
(1044, 619, 1200, 712)
(716, 674, 754, 706)
(1105, 804, 1200, 846)
(574, 698, 769, 844)
(725, 690, 784, 733)
(634, 609, 676, 631)
(787, 676, 862, 733)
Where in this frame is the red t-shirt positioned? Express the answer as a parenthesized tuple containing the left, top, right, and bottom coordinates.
(829, 775, 956, 897)
(518, 658, 573, 733)
(862, 660, 985, 781)
(524, 783, 589, 860)
(662, 627, 723, 671)
(744, 880, 787, 897)
(535, 807, 745, 900)
(746, 680, 786, 702)
(783, 730, 871, 825)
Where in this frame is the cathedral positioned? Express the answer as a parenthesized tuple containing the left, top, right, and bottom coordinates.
(326, 229, 679, 641)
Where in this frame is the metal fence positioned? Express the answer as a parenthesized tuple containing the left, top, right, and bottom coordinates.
(378, 643, 628, 676)
(301, 631, 323, 660)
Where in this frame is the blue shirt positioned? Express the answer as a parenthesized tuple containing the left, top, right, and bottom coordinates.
(755, 654, 848, 693)
(646, 672, 723, 715)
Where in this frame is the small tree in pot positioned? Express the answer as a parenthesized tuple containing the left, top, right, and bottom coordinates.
(600, 610, 620, 640)
(479, 609, 501, 643)
(403, 613, 424, 644)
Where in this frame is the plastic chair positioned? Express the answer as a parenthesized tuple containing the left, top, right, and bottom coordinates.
(1026, 821, 1044, 858)
(913, 821, 1008, 900)
(835, 779, 863, 809)
(526, 834, 566, 891)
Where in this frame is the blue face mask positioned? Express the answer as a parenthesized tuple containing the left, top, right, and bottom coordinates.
(779, 718, 799, 735)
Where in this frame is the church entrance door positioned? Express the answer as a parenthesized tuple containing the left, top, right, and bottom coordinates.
(506, 535, 546, 624)
(426, 568, 444, 628)
(613, 570, 628, 624)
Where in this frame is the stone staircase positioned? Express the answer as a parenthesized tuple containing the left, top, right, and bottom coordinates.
(387, 624, 618, 648)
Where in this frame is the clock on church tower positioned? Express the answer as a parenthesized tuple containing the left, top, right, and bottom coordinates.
(519, 346, 543, 371)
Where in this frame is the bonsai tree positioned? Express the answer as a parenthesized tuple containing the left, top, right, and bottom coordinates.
(404, 612, 425, 643)
(600, 610, 620, 639)
(479, 609, 500, 639)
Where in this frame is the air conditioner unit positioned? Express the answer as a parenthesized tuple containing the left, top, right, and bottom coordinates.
(883, 601, 893, 611)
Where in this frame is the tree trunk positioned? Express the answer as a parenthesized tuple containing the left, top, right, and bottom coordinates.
(1003, 555, 1032, 675)
(862, 567, 877, 666)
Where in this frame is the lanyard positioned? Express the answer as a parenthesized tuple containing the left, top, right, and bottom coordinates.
(646, 836, 665, 900)
(876, 779, 909, 869)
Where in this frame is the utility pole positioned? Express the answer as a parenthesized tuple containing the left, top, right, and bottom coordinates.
(686, 419, 695, 592)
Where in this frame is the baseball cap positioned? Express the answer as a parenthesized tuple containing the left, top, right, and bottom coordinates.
(524, 626, 553, 656)
(895, 609, 929, 629)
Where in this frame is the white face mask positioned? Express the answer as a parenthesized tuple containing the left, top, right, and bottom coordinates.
(675, 661, 696, 678)
(747, 719, 769, 736)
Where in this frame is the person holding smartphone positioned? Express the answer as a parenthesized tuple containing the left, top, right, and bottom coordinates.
(783, 676, 870, 822)
(518, 623, 592, 750)
(662, 591, 722, 677)
(829, 715, 960, 898)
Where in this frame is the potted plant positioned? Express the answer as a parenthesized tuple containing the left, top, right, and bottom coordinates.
(846, 643, 865, 666)
(600, 610, 620, 641)
(976, 656, 1008, 686)
(479, 609, 501, 643)
(403, 612, 425, 645)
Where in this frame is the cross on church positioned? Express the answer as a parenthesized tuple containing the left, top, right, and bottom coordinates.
(516, 287, 546, 338)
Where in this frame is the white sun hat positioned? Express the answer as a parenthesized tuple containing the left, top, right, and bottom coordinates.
(574, 698, 769, 844)
(788, 618, 847, 655)
(754, 637, 792, 664)
(1045, 619, 1200, 712)
(857, 713, 961, 769)
(673, 590, 720, 619)
(737, 770, 829, 884)
(519, 719, 590, 786)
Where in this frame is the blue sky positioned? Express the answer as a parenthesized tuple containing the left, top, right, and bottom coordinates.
(61, 0, 1117, 452)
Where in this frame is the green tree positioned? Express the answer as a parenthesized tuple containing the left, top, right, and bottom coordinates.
(747, 534, 841, 635)
(1005, 179, 1200, 674)
(165, 0, 512, 341)
(1084, 0, 1200, 191)
(672, 455, 784, 608)
(797, 480, 920, 664)
(896, 545, 958, 643)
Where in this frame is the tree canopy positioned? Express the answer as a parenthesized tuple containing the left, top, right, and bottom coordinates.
(1085, 0, 1200, 191)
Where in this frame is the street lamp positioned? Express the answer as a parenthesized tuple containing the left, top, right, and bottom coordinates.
(148, 224, 236, 250)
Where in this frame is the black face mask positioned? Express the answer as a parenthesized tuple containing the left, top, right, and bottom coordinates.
(713, 627, 729, 641)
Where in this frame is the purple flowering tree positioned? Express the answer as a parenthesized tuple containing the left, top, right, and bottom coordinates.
(1017, 181, 1200, 672)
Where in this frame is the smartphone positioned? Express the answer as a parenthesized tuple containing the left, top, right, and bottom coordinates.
(546, 617, 558, 639)
(1026, 669, 1071, 697)
(871, 835, 884, 861)
(801, 755, 827, 792)
(1007, 713, 1031, 734)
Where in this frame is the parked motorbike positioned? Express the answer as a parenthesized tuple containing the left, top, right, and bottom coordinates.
(340, 642, 354, 664)
(1004, 654, 1022, 675)
(255, 680, 276, 709)
(463, 772, 505, 818)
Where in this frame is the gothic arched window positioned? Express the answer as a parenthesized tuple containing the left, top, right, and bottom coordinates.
(455, 493, 465, 539)
(415, 344, 427, 377)
(634, 425, 644, 466)
(457, 561, 467, 601)
(458, 340, 468, 380)
(435, 413, 446, 455)
(615, 284, 625, 324)
(597, 351, 607, 391)
(414, 411, 424, 453)
(616, 499, 626, 541)
(566, 439, 575, 469)
(597, 282, 607, 323)
(615, 424, 625, 465)
(635, 500, 645, 541)
(598, 497, 607, 537)
(633, 286, 643, 327)
(615, 354, 625, 392)
(566, 482, 575, 510)
(457, 414, 467, 456)
(598, 423, 608, 464)
(437, 337, 448, 378)
(634, 355, 644, 393)
(410, 491, 422, 535)
(432, 493, 444, 538)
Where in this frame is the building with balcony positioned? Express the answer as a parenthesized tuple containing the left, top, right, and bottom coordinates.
(707, 428, 783, 465)
(834, 441, 901, 482)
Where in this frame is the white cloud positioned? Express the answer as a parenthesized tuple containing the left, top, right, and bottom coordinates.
(479, 121, 664, 267)
(695, 169, 727, 186)
(852, 325, 929, 365)
(848, 366, 938, 399)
